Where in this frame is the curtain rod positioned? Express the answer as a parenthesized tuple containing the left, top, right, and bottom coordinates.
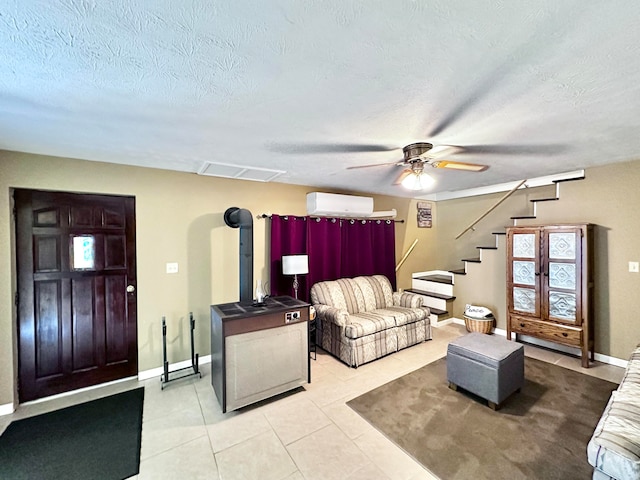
(258, 213, 404, 223)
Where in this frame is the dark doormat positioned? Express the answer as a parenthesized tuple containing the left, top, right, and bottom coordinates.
(348, 357, 616, 480)
(0, 387, 144, 480)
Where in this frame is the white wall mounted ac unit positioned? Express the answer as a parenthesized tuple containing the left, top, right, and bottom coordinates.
(306, 192, 374, 217)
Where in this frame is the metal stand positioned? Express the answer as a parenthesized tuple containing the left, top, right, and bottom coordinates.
(161, 312, 201, 389)
(309, 319, 316, 360)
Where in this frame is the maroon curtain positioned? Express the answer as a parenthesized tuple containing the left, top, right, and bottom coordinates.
(371, 219, 396, 285)
(341, 219, 375, 279)
(307, 217, 342, 291)
(270, 215, 396, 302)
(269, 215, 308, 299)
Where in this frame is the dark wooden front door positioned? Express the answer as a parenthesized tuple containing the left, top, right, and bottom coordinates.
(15, 189, 138, 402)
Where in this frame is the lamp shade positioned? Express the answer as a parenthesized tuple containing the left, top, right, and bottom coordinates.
(282, 254, 309, 275)
(401, 171, 435, 190)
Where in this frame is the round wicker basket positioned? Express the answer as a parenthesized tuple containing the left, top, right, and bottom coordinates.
(463, 314, 495, 334)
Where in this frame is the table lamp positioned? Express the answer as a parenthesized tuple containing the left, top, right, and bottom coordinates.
(282, 254, 309, 299)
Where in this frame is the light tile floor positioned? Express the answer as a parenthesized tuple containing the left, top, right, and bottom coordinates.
(0, 323, 625, 480)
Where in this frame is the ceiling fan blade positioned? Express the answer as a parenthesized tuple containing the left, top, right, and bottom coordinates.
(394, 169, 413, 185)
(268, 143, 400, 154)
(427, 145, 464, 157)
(346, 160, 404, 170)
(452, 144, 568, 155)
(432, 160, 489, 172)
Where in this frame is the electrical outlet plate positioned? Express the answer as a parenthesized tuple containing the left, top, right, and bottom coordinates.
(166, 262, 179, 274)
(285, 311, 301, 323)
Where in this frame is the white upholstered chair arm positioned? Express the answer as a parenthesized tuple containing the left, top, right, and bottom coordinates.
(313, 304, 350, 327)
(392, 291, 424, 308)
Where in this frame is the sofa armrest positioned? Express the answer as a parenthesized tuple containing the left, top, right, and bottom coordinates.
(393, 291, 424, 309)
(314, 304, 350, 327)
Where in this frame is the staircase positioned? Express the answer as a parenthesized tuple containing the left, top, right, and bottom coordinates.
(410, 175, 585, 325)
(406, 271, 456, 327)
(449, 176, 584, 275)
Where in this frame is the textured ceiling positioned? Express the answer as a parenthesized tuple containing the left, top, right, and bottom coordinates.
(2, 1, 640, 198)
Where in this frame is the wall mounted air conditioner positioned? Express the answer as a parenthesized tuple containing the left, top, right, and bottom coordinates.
(306, 192, 374, 217)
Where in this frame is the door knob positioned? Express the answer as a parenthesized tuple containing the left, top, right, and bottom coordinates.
(126, 285, 136, 293)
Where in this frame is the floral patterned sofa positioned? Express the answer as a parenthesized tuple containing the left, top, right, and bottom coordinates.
(310, 275, 431, 367)
(587, 343, 640, 480)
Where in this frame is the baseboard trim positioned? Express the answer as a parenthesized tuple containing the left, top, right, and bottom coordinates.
(431, 318, 455, 328)
(0, 355, 214, 416)
(1, 376, 139, 416)
(20, 375, 139, 408)
(138, 355, 212, 381)
(450, 318, 627, 368)
(0, 402, 14, 416)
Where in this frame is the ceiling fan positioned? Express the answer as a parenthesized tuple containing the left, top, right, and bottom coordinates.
(268, 140, 565, 190)
(346, 142, 489, 190)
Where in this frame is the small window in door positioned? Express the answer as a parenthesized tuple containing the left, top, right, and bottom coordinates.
(71, 235, 95, 270)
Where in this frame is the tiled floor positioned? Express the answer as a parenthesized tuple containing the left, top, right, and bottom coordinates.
(0, 323, 625, 479)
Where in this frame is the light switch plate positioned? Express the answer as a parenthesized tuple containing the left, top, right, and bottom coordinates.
(166, 262, 179, 274)
(629, 261, 639, 273)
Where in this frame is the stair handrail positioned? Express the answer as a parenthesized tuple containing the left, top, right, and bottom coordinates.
(395, 238, 419, 272)
(455, 179, 528, 240)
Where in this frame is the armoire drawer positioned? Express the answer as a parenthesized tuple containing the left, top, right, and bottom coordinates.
(509, 316, 582, 347)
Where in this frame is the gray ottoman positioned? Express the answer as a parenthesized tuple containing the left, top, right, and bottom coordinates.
(447, 332, 524, 410)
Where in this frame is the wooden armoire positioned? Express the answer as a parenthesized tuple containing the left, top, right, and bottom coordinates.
(506, 224, 594, 367)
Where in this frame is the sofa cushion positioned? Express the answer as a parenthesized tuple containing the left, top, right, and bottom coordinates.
(375, 306, 427, 327)
(617, 347, 640, 394)
(311, 278, 366, 314)
(393, 291, 424, 308)
(588, 389, 640, 480)
(342, 307, 427, 338)
(352, 275, 394, 311)
(344, 312, 396, 339)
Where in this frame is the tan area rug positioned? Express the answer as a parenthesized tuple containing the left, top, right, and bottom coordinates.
(347, 357, 616, 480)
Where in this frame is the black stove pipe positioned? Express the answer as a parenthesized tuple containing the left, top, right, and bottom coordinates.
(223, 207, 253, 305)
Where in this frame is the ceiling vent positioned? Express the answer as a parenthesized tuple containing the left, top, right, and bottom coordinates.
(198, 162, 285, 182)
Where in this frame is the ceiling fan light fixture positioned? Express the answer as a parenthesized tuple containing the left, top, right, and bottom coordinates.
(401, 171, 435, 190)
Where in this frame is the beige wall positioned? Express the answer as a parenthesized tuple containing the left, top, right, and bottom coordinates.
(2, 151, 639, 408)
(435, 160, 640, 361)
(0, 151, 420, 407)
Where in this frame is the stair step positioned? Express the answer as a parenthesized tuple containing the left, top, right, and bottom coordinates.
(492, 231, 506, 235)
(429, 307, 448, 316)
(531, 197, 559, 203)
(477, 246, 498, 250)
(449, 268, 467, 275)
(461, 258, 481, 263)
(510, 215, 537, 220)
(413, 274, 453, 285)
(405, 289, 456, 301)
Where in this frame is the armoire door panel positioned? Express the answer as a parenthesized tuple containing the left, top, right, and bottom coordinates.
(507, 227, 542, 318)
